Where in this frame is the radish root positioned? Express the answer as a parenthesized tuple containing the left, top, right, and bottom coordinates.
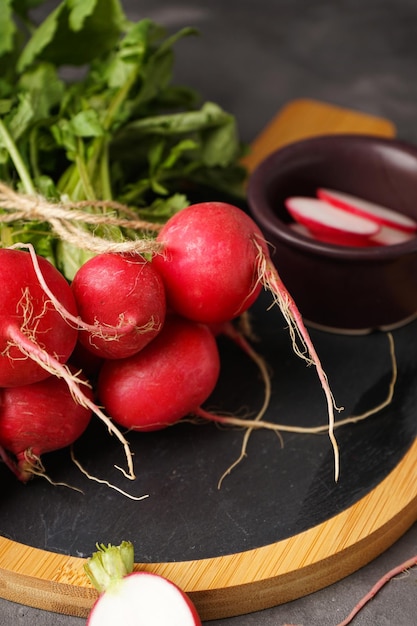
(197, 331, 395, 485)
(7, 324, 136, 480)
(254, 238, 342, 481)
(20, 451, 84, 493)
(215, 320, 273, 489)
(282, 547, 417, 626)
(70, 448, 149, 501)
(333, 554, 417, 626)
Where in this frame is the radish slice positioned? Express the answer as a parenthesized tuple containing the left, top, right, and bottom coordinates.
(285, 196, 380, 246)
(317, 188, 417, 233)
(371, 225, 416, 246)
(289, 220, 380, 247)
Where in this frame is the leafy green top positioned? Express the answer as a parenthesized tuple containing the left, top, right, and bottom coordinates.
(84, 541, 135, 593)
(0, 0, 247, 277)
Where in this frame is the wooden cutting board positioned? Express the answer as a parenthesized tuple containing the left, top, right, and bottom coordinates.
(2, 99, 416, 623)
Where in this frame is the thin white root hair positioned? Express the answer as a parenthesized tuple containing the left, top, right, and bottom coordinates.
(254, 238, 341, 481)
(216, 321, 274, 488)
(199, 332, 396, 487)
(70, 448, 148, 501)
(11, 242, 153, 340)
(8, 324, 136, 480)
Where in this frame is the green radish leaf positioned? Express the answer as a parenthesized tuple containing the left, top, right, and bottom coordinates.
(161, 138, 197, 169)
(51, 118, 77, 155)
(0, 0, 15, 58)
(18, 0, 127, 71)
(137, 193, 189, 221)
(70, 109, 104, 138)
(10, 220, 56, 266)
(56, 239, 96, 281)
(6, 93, 34, 142)
(200, 115, 240, 167)
(19, 63, 65, 120)
(0, 99, 13, 115)
(123, 101, 232, 136)
(104, 19, 155, 89)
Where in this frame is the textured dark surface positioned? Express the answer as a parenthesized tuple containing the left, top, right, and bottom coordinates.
(2, 293, 416, 562)
(3, 1, 417, 625)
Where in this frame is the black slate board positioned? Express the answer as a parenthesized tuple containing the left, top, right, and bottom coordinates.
(1, 289, 416, 563)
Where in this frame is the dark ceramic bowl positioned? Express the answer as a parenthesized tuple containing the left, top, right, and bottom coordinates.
(247, 134, 417, 334)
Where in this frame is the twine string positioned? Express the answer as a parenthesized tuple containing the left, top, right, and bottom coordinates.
(0, 182, 164, 255)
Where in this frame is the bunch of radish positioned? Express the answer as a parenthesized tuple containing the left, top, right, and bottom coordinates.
(84, 541, 202, 625)
(0, 201, 341, 484)
(286, 188, 417, 246)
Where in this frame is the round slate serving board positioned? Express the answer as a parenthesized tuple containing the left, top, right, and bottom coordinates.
(2, 101, 416, 622)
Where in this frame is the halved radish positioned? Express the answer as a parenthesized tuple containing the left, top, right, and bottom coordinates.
(85, 542, 202, 626)
(285, 196, 380, 246)
(317, 188, 417, 233)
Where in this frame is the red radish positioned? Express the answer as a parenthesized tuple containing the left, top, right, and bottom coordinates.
(152, 202, 341, 480)
(0, 248, 78, 387)
(0, 368, 93, 482)
(0, 245, 135, 480)
(285, 196, 380, 246)
(71, 253, 166, 359)
(152, 202, 266, 324)
(317, 187, 417, 233)
(98, 316, 221, 431)
(85, 542, 202, 626)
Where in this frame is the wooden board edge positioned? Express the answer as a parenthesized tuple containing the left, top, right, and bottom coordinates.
(0, 100, 410, 621)
(1, 433, 416, 620)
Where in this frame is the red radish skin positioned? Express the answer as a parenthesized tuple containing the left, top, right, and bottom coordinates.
(317, 187, 417, 233)
(0, 246, 136, 479)
(0, 369, 93, 481)
(98, 316, 221, 431)
(152, 202, 266, 324)
(87, 571, 202, 626)
(71, 253, 166, 359)
(285, 196, 380, 246)
(152, 202, 341, 480)
(289, 208, 414, 247)
(0, 248, 78, 387)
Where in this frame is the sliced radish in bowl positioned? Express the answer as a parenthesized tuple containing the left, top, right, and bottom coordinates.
(317, 188, 417, 233)
(285, 196, 380, 247)
(371, 225, 416, 246)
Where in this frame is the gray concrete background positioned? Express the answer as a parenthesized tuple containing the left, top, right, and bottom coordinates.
(2, 1, 417, 624)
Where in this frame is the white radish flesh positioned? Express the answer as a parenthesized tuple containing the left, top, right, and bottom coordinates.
(87, 572, 201, 626)
(317, 188, 417, 233)
(85, 542, 201, 626)
(285, 196, 380, 246)
(371, 225, 416, 245)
